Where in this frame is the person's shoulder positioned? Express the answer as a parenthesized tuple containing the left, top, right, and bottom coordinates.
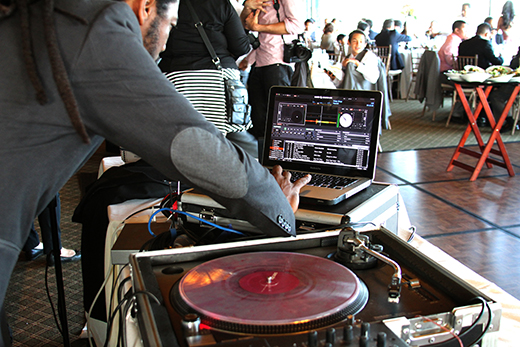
(56, 0, 122, 22)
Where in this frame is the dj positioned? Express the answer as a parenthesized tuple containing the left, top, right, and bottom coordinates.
(0, 0, 310, 344)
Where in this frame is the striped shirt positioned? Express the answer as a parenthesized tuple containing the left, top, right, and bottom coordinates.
(164, 69, 252, 135)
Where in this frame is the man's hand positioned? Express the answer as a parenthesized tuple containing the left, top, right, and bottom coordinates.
(244, 9, 261, 31)
(342, 58, 360, 67)
(243, 0, 271, 12)
(241, 0, 270, 27)
(271, 165, 311, 213)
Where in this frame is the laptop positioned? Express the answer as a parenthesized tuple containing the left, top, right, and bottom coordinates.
(260, 86, 383, 205)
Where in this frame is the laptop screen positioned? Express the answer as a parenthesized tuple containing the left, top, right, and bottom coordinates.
(261, 87, 382, 179)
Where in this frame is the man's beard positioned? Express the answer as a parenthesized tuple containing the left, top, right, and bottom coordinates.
(143, 15, 162, 61)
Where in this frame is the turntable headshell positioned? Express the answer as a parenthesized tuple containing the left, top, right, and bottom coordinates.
(334, 229, 402, 303)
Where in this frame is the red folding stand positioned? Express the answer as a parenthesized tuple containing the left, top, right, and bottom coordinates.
(447, 83, 519, 181)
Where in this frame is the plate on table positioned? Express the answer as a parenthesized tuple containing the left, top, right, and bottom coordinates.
(485, 65, 513, 76)
(486, 74, 513, 83)
(460, 72, 491, 83)
(485, 66, 513, 83)
(510, 75, 520, 83)
(444, 70, 465, 82)
(464, 65, 486, 73)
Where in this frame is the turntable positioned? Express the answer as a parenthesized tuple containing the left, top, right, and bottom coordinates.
(130, 228, 501, 347)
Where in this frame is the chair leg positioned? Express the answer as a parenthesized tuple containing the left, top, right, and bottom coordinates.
(387, 75, 394, 102)
(421, 103, 427, 117)
(512, 99, 520, 135)
(387, 118, 392, 130)
(445, 91, 458, 127)
(432, 110, 436, 122)
(378, 142, 383, 152)
(405, 77, 414, 102)
(395, 75, 401, 100)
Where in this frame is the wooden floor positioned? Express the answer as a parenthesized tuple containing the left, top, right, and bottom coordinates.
(375, 143, 520, 300)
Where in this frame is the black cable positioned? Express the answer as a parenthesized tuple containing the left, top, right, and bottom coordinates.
(456, 296, 492, 345)
(106, 264, 129, 347)
(117, 277, 132, 347)
(44, 263, 63, 335)
(104, 290, 161, 347)
(429, 296, 492, 347)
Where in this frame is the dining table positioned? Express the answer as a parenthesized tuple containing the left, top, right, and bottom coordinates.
(447, 79, 519, 181)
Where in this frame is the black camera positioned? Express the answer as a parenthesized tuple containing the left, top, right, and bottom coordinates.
(248, 33, 260, 50)
(283, 39, 312, 63)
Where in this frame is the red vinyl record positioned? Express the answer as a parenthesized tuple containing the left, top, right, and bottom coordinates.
(177, 252, 367, 329)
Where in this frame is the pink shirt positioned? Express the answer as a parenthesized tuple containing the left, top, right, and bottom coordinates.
(254, 0, 305, 67)
(438, 33, 463, 72)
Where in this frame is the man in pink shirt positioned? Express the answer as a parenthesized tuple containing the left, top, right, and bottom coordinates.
(438, 20, 468, 72)
(240, 0, 304, 154)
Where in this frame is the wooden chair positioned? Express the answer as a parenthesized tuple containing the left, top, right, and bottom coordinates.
(375, 45, 402, 101)
(405, 49, 423, 101)
(445, 54, 478, 126)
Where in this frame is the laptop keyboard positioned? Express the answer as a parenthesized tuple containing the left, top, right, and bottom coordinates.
(289, 171, 357, 189)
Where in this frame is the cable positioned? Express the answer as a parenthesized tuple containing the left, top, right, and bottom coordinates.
(44, 262, 63, 335)
(103, 290, 161, 347)
(87, 264, 115, 347)
(147, 208, 174, 237)
(456, 296, 492, 346)
(406, 225, 417, 243)
(147, 207, 246, 237)
(426, 296, 492, 347)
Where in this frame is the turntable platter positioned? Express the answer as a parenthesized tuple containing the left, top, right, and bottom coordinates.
(171, 252, 368, 334)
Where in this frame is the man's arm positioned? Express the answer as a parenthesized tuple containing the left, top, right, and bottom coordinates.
(240, 0, 270, 25)
(74, 3, 304, 236)
(395, 32, 412, 43)
(245, 10, 288, 34)
(242, 0, 303, 35)
(483, 42, 504, 66)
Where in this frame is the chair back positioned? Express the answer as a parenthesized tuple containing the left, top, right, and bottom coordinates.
(410, 49, 423, 75)
(375, 45, 392, 73)
(453, 55, 478, 70)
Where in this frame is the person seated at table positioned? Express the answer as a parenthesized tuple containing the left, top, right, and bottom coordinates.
(439, 20, 468, 74)
(459, 23, 515, 131)
(325, 30, 391, 126)
(320, 23, 336, 58)
(375, 19, 412, 70)
(459, 22, 503, 69)
(438, 20, 469, 123)
(325, 30, 380, 88)
(333, 33, 347, 64)
(425, 20, 442, 40)
(510, 46, 520, 69)
(363, 18, 378, 41)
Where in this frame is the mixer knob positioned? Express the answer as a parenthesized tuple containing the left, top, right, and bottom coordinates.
(343, 324, 354, 344)
(326, 328, 336, 345)
(307, 330, 318, 347)
(361, 322, 370, 338)
(359, 335, 368, 347)
(377, 332, 387, 347)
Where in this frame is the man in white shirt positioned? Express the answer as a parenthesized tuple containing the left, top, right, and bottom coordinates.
(326, 30, 380, 87)
(438, 20, 468, 72)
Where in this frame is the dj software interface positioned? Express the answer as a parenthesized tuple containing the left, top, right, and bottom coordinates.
(268, 93, 377, 170)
